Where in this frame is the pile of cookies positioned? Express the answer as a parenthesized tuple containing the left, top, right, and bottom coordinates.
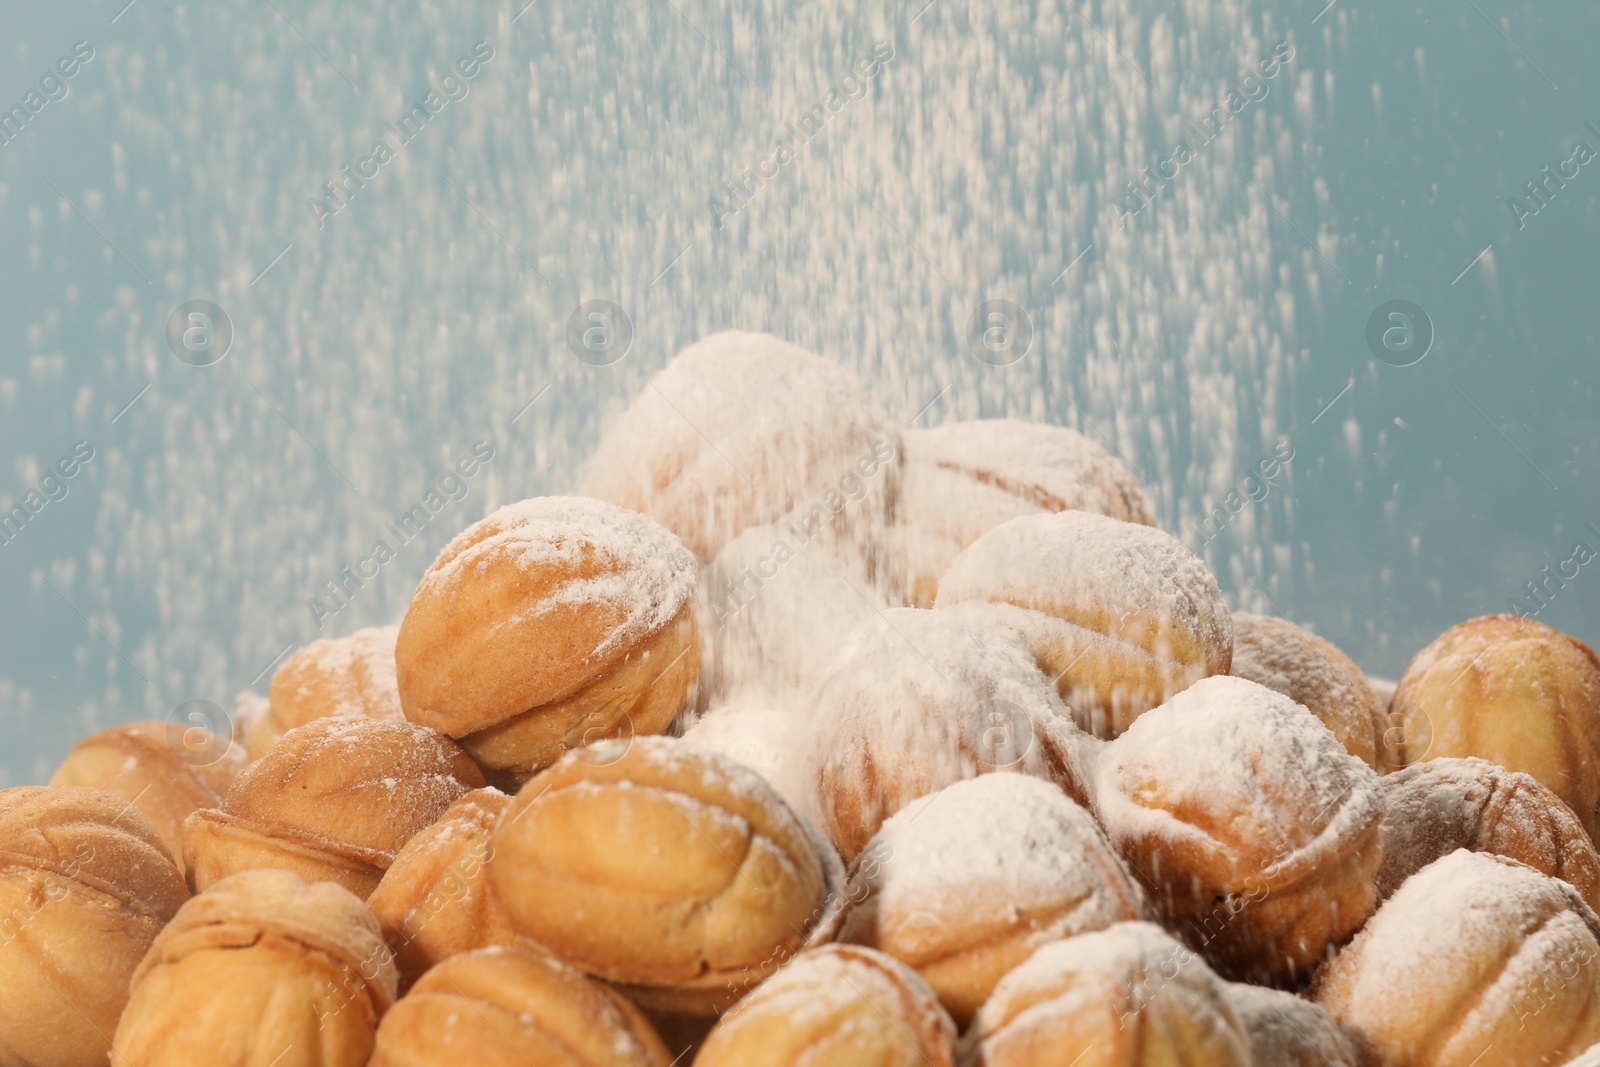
(12, 330, 1600, 1066)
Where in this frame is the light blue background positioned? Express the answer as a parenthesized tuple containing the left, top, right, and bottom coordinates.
(0, 0, 1595, 785)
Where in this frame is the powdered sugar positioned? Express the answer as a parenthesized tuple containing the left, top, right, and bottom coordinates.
(417, 496, 697, 662)
(960, 922, 1247, 1063)
(580, 330, 902, 562)
(812, 608, 1082, 857)
(1089, 676, 1382, 883)
(1376, 757, 1600, 909)
(907, 418, 1154, 527)
(1314, 849, 1600, 1065)
(681, 703, 825, 825)
(814, 607, 1072, 786)
(699, 521, 889, 712)
(852, 774, 1140, 922)
(285, 625, 403, 721)
(1229, 612, 1381, 766)
(935, 510, 1231, 671)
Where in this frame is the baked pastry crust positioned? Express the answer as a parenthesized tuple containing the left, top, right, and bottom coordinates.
(182, 717, 485, 898)
(396, 496, 700, 787)
(0, 786, 189, 1067)
(1087, 676, 1384, 985)
(367, 787, 549, 990)
(1391, 615, 1600, 841)
(839, 773, 1148, 1025)
(1229, 612, 1387, 769)
(696, 945, 957, 1067)
(1377, 756, 1600, 912)
(112, 868, 397, 1067)
(49, 720, 244, 874)
(250, 624, 404, 760)
(487, 737, 845, 1015)
(935, 510, 1232, 739)
(1312, 849, 1600, 1067)
(812, 608, 1089, 861)
(956, 922, 1251, 1067)
(580, 330, 903, 563)
(887, 418, 1156, 607)
(368, 947, 672, 1067)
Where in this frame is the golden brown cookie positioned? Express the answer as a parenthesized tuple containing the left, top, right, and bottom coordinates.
(839, 773, 1148, 1025)
(1229, 612, 1387, 769)
(367, 787, 548, 990)
(48, 720, 244, 874)
(1087, 676, 1384, 986)
(581, 330, 902, 563)
(368, 947, 672, 1067)
(183, 717, 485, 898)
(112, 868, 396, 1067)
(887, 418, 1156, 607)
(935, 510, 1232, 739)
(696, 945, 957, 1067)
(1391, 615, 1600, 840)
(1312, 849, 1600, 1067)
(1376, 756, 1600, 912)
(396, 496, 700, 788)
(250, 624, 404, 760)
(811, 608, 1088, 861)
(956, 922, 1251, 1067)
(0, 786, 189, 1067)
(486, 737, 846, 1015)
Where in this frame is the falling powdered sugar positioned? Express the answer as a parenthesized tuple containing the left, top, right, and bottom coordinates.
(699, 520, 891, 712)
(681, 703, 826, 825)
(814, 607, 1071, 786)
(580, 331, 902, 562)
